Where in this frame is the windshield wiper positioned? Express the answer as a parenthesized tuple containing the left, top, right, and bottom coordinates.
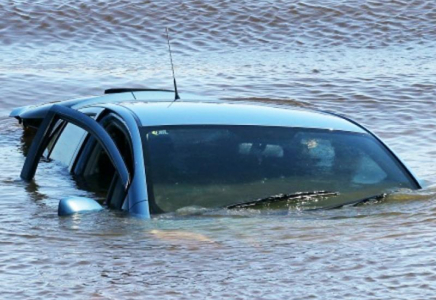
(226, 191, 338, 209)
(314, 193, 387, 210)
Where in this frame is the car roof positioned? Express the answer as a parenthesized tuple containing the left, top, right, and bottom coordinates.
(10, 90, 365, 133)
(116, 100, 366, 133)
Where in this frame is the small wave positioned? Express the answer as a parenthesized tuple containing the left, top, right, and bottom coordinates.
(1, 0, 436, 53)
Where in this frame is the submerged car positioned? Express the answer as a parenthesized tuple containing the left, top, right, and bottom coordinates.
(10, 89, 421, 217)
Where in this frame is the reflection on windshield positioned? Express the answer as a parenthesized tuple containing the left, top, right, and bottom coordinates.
(141, 126, 416, 213)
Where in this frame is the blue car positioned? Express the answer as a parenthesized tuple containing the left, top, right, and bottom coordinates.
(10, 89, 421, 217)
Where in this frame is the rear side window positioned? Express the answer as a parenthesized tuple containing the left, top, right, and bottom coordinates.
(50, 123, 87, 167)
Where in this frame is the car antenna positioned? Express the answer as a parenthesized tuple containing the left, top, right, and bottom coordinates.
(166, 27, 180, 101)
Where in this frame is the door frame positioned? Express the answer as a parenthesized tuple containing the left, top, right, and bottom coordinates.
(21, 104, 130, 193)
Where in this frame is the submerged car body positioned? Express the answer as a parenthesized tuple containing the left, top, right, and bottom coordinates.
(11, 89, 421, 217)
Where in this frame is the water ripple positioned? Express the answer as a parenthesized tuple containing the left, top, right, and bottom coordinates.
(1, 0, 436, 299)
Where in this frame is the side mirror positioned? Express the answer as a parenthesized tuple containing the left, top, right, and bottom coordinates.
(58, 197, 103, 216)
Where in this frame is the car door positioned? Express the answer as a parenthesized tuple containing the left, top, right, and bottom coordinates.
(21, 105, 130, 207)
(72, 113, 134, 209)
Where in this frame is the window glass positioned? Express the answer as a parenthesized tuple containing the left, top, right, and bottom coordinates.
(50, 123, 87, 167)
(142, 126, 416, 212)
(43, 120, 65, 158)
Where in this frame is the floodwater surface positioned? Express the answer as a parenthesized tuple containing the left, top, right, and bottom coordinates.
(1, 1, 436, 299)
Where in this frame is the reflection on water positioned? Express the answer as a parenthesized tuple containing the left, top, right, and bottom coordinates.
(1, 0, 436, 298)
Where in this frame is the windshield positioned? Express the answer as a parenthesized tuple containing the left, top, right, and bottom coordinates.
(141, 126, 417, 213)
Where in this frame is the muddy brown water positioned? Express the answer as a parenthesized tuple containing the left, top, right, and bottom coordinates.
(1, 1, 436, 299)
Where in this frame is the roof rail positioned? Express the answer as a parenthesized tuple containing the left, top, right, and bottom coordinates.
(104, 88, 173, 94)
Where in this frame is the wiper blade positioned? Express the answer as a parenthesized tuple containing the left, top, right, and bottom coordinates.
(316, 193, 387, 210)
(226, 191, 338, 209)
